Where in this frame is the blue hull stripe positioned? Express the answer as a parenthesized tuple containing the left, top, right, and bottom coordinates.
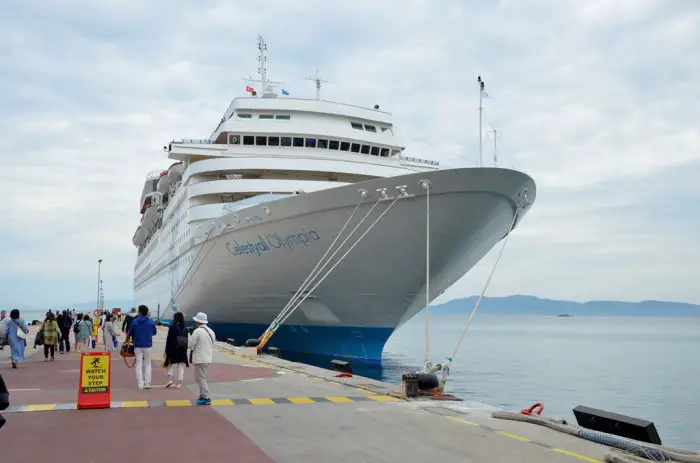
(196, 322, 394, 362)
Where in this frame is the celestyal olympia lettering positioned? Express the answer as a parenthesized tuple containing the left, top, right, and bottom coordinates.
(225, 229, 321, 257)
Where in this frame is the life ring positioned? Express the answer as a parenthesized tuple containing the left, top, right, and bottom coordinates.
(520, 402, 544, 416)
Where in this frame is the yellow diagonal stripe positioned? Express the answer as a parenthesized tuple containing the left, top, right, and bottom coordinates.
(288, 397, 316, 404)
(24, 404, 56, 412)
(211, 399, 235, 406)
(165, 400, 192, 407)
(367, 395, 401, 402)
(120, 401, 149, 408)
(553, 449, 602, 463)
(496, 431, 530, 442)
(446, 416, 479, 426)
(248, 398, 275, 405)
(326, 396, 353, 403)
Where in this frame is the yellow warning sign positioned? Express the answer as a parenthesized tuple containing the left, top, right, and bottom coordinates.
(80, 353, 110, 394)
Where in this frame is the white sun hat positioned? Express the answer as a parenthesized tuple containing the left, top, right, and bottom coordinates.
(192, 312, 208, 324)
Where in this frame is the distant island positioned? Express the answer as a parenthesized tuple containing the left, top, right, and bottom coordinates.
(432, 295, 700, 317)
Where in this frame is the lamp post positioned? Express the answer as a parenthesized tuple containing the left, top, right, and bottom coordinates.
(96, 259, 102, 311)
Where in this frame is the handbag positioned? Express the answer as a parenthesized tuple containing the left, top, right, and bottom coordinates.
(15, 321, 27, 341)
(120, 340, 136, 368)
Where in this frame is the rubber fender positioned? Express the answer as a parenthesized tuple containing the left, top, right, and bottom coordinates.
(417, 373, 440, 390)
(245, 338, 261, 347)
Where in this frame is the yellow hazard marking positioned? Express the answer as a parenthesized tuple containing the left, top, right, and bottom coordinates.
(367, 395, 401, 402)
(496, 431, 531, 442)
(120, 401, 149, 408)
(288, 397, 316, 404)
(553, 449, 602, 463)
(211, 399, 235, 406)
(248, 398, 275, 405)
(326, 396, 354, 403)
(446, 416, 479, 426)
(165, 400, 192, 407)
(24, 404, 57, 412)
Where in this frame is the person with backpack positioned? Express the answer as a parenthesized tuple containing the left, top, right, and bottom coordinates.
(121, 307, 137, 336)
(73, 313, 82, 351)
(188, 312, 216, 405)
(164, 312, 188, 389)
(57, 310, 72, 353)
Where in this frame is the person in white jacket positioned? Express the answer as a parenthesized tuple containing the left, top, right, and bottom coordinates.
(188, 312, 216, 405)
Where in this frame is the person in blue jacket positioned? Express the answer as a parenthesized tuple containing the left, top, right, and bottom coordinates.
(125, 305, 157, 389)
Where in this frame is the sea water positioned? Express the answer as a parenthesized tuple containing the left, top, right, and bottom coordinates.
(381, 315, 700, 450)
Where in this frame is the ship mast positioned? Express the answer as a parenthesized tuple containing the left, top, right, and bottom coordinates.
(245, 35, 283, 98)
(305, 69, 329, 100)
(477, 76, 485, 168)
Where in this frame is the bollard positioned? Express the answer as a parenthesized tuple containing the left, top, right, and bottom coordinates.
(225, 338, 237, 347)
(331, 359, 353, 375)
(268, 347, 280, 357)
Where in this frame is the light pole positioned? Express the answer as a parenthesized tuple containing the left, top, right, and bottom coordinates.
(96, 259, 102, 311)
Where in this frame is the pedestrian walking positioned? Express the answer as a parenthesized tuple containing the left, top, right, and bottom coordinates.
(188, 312, 216, 405)
(126, 305, 157, 390)
(164, 312, 189, 389)
(1, 309, 29, 369)
(40, 312, 61, 361)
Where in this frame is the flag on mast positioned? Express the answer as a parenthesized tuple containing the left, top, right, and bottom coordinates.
(245, 85, 255, 93)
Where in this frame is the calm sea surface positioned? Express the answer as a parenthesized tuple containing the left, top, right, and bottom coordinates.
(381, 315, 700, 450)
(14, 310, 699, 449)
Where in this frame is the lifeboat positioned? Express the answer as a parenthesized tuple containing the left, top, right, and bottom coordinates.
(133, 226, 148, 247)
(132, 226, 143, 246)
(167, 162, 184, 183)
(143, 205, 158, 229)
(156, 174, 171, 194)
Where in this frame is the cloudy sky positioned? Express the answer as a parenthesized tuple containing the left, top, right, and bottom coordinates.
(1, 0, 698, 308)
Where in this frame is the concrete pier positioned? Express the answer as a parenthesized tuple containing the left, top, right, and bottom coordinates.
(1, 326, 611, 462)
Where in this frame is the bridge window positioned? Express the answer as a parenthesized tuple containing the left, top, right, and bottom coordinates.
(228, 134, 240, 144)
(350, 143, 360, 153)
(281, 137, 292, 147)
(318, 139, 329, 149)
(360, 145, 370, 154)
(305, 138, 317, 148)
(293, 137, 304, 147)
(380, 148, 389, 157)
(328, 140, 339, 150)
(243, 136, 255, 145)
(371, 146, 379, 156)
(340, 141, 350, 151)
(275, 115, 291, 120)
(237, 114, 252, 119)
(364, 124, 377, 132)
(259, 114, 274, 120)
(256, 136, 267, 146)
(391, 149, 400, 156)
(350, 122, 363, 130)
(268, 136, 280, 146)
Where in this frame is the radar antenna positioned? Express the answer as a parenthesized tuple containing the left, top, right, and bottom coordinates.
(245, 35, 283, 98)
(305, 69, 330, 100)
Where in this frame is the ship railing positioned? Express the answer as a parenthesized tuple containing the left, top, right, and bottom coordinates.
(399, 155, 440, 166)
(171, 138, 213, 145)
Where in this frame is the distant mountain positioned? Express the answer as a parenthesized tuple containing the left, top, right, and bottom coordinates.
(51, 299, 134, 312)
(433, 295, 700, 317)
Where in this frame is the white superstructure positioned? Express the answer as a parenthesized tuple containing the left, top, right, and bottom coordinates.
(132, 36, 536, 361)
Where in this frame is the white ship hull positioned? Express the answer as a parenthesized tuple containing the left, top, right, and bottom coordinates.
(134, 167, 535, 360)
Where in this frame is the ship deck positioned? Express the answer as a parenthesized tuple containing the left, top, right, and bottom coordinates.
(1, 325, 614, 462)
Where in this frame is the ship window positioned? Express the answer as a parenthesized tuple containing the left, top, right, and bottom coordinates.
(360, 145, 370, 154)
(228, 134, 240, 144)
(237, 113, 252, 119)
(371, 146, 379, 156)
(350, 143, 361, 153)
(305, 138, 317, 148)
(317, 139, 328, 149)
(275, 114, 291, 120)
(293, 137, 304, 147)
(391, 149, 400, 156)
(281, 137, 292, 146)
(380, 147, 389, 157)
(256, 136, 267, 146)
(328, 140, 339, 150)
(268, 136, 280, 146)
(259, 114, 274, 120)
(364, 124, 377, 132)
(340, 141, 350, 151)
(243, 136, 255, 145)
(350, 122, 364, 130)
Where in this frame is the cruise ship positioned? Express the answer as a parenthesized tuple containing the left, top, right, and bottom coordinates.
(132, 36, 536, 361)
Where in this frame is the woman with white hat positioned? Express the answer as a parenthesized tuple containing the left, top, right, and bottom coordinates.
(188, 312, 216, 405)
